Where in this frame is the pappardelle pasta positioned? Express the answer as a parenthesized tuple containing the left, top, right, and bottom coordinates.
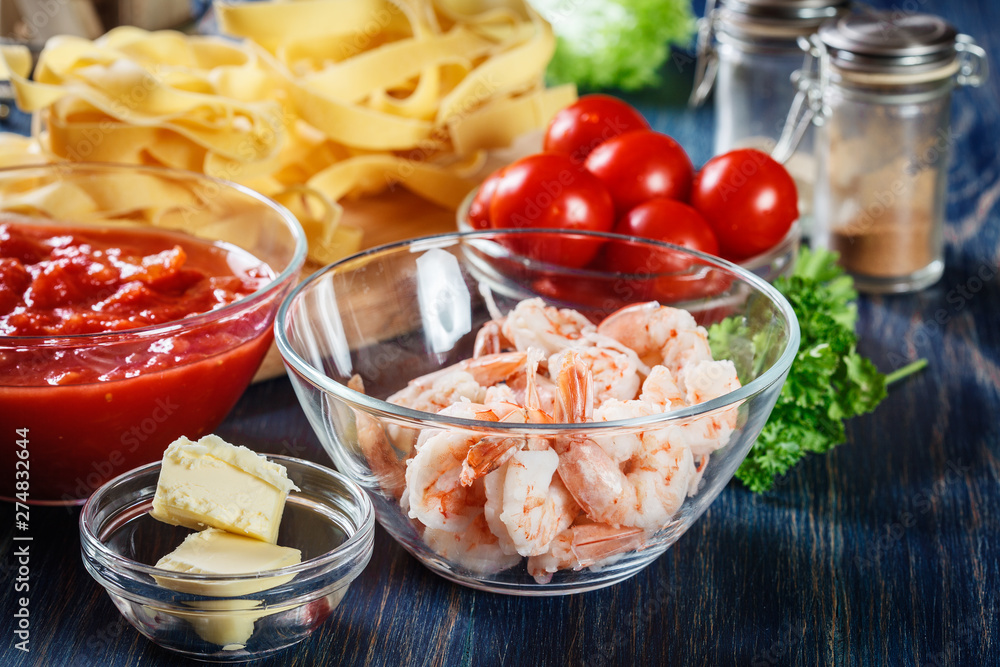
(0, 0, 575, 263)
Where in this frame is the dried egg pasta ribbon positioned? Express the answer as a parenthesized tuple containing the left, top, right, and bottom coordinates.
(216, 0, 413, 53)
(0, 1, 573, 265)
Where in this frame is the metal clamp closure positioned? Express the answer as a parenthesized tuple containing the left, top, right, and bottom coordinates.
(772, 34, 827, 164)
(688, 0, 719, 108)
(955, 34, 988, 88)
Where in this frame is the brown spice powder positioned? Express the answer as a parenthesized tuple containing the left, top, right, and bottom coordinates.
(831, 212, 935, 277)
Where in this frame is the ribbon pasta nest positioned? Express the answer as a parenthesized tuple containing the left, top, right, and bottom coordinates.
(0, 0, 575, 263)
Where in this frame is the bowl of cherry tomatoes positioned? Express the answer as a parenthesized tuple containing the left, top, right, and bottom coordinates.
(459, 95, 800, 285)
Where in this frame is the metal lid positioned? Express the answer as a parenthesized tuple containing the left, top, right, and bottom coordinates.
(719, 0, 849, 36)
(723, 0, 850, 21)
(818, 12, 959, 73)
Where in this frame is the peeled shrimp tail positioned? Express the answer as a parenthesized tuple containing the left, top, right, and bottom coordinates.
(460, 435, 525, 486)
(473, 319, 512, 357)
(554, 351, 593, 426)
(556, 439, 625, 520)
(526, 523, 646, 584)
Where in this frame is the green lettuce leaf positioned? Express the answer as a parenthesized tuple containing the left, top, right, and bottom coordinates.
(531, 0, 696, 91)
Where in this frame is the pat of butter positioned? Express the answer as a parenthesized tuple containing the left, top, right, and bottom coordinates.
(152, 529, 301, 648)
(153, 528, 302, 597)
(150, 435, 299, 543)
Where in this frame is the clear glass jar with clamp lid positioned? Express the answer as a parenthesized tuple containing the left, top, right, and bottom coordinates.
(690, 0, 849, 228)
(773, 11, 988, 293)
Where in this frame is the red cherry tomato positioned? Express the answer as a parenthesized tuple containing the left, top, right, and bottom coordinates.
(584, 130, 694, 216)
(490, 153, 614, 268)
(603, 198, 720, 274)
(593, 199, 730, 304)
(691, 148, 798, 261)
(467, 169, 503, 229)
(543, 94, 650, 164)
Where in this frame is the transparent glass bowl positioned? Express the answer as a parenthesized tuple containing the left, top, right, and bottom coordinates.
(276, 230, 799, 595)
(0, 163, 307, 504)
(457, 187, 801, 284)
(80, 455, 374, 662)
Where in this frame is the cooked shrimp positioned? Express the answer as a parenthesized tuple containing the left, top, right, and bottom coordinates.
(526, 523, 646, 584)
(496, 450, 579, 557)
(405, 402, 500, 531)
(679, 359, 741, 407)
(387, 351, 527, 414)
(597, 302, 712, 374)
(500, 297, 596, 356)
(348, 375, 406, 499)
(483, 467, 519, 557)
(558, 436, 695, 531)
(460, 350, 554, 485)
(484, 383, 517, 404)
(666, 359, 742, 457)
(591, 398, 653, 464)
(638, 365, 685, 412)
(554, 353, 695, 531)
(423, 509, 522, 575)
(548, 342, 642, 405)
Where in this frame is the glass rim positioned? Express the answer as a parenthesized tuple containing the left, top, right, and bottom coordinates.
(0, 162, 308, 343)
(275, 228, 801, 434)
(79, 454, 376, 582)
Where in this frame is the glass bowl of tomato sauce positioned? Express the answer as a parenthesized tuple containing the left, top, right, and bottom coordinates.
(275, 230, 799, 595)
(0, 164, 307, 504)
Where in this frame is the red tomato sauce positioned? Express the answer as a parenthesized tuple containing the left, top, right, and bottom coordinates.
(0, 221, 270, 338)
(0, 220, 279, 502)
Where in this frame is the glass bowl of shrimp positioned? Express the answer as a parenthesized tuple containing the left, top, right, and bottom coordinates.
(275, 229, 800, 596)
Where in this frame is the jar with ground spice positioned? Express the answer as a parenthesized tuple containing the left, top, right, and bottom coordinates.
(781, 11, 987, 293)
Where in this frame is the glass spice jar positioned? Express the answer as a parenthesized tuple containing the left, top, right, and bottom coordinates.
(690, 0, 849, 229)
(775, 11, 988, 293)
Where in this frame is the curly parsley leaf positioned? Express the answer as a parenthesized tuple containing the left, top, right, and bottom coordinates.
(710, 247, 925, 493)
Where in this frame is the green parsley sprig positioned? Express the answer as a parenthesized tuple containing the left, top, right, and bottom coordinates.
(710, 247, 926, 492)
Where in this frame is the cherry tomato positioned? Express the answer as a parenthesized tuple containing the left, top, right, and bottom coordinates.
(490, 153, 614, 268)
(584, 130, 694, 216)
(691, 148, 798, 260)
(543, 94, 650, 164)
(467, 169, 503, 229)
(603, 198, 720, 274)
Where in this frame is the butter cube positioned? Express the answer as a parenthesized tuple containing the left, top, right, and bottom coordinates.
(153, 528, 302, 596)
(152, 528, 302, 648)
(150, 435, 299, 543)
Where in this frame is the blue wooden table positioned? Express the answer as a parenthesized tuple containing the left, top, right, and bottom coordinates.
(2, 0, 998, 664)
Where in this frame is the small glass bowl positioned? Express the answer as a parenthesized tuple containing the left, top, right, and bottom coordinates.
(456, 187, 801, 284)
(276, 230, 799, 595)
(80, 455, 374, 662)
